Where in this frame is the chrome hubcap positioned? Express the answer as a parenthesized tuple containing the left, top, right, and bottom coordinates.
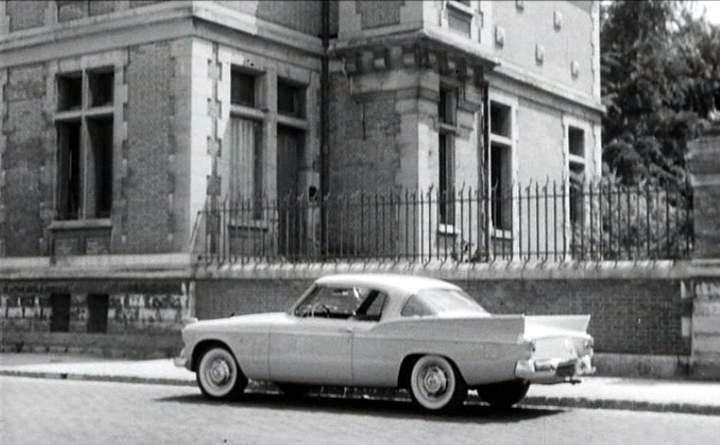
(208, 359, 231, 386)
(421, 365, 448, 396)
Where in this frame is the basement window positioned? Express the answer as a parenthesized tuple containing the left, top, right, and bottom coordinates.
(50, 293, 71, 333)
(57, 73, 82, 111)
(87, 294, 109, 333)
(88, 69, 114, 108)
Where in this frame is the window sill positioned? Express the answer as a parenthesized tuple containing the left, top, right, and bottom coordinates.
(492, 228, 512, 240)
(437, 122, 459, 134)
(50, 218, 112, 231)
(227, 219, 270, 231)
(277, 114, 308, 130)
(437, 223, 460, 236)
(230, 104, 265, 120)
(447, 0, 475, 16)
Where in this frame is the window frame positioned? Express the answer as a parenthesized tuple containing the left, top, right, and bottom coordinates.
(564, 122, 589, 227)
(54, 67, 115, 222)
(292, 285, 387, 321)
(438, 84, 458, 226)
(487, 94, 517, 239)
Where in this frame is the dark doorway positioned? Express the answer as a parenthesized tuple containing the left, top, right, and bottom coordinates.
(87, 294, 109, 333)
(50, 293, 71, 332)
(277, 126, 303, 257)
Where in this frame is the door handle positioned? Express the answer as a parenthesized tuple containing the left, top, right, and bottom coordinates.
(339, 327, 353, 333)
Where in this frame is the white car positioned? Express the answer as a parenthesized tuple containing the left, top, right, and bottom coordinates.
(176, 273, 594, 412)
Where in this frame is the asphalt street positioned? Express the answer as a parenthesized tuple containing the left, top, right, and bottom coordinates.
(1, 376, 719, 445)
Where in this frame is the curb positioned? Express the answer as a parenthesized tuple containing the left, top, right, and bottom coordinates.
(2, 369, 719, 416)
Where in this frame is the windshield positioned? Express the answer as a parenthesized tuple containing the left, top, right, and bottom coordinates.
(401, 288, 490, 317)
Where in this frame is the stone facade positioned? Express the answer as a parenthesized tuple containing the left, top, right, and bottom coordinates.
(687, 122, 720, 378)
(0, 1, 608, 357)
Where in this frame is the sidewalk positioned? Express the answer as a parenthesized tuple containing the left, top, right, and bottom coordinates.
(1, 352, 719, 415)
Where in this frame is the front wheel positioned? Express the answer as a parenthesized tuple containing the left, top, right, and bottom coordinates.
(476, 380, 530, 409)
(196, 346, 248, 399)
(409, 355, 467, 412)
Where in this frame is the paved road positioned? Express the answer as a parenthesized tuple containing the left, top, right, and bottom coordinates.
(1, 376, 719, 445)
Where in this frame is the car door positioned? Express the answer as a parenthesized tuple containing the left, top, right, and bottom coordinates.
(268, 286, 361, 385)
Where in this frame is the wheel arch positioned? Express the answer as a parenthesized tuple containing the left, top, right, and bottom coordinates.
(190, 339, 234, 372)
(397, 353, 467, 388)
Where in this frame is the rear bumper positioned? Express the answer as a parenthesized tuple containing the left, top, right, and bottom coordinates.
(514, 354, 595, 383)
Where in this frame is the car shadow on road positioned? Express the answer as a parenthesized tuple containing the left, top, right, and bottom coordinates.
(154, 391, 565, 424)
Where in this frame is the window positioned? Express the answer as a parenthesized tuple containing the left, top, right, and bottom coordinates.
(56, 121, 82, 220)
(50, 293, 71, 332)
(229, 118, 263, 211)
(57, 73, 82, 111)
(355, 290, 387, 321)
(438, 86, 456, 225)
(87, 294, 109, 333)
(294, 286, 376, 319)
(87, 117, 114, 218)
(490, 102, 512, 138)
(569, 126, 585, 157)
(568, 126, 586, 226)
(448, 6, 472, 37)
(490, 143, 512, 230)
(88, 69, 114, 107)
(231, 70, 256, 107)
(489, 101, 513, 232)
(401, 289, 489, 317)
(277, 79, 305, 118)
(447, 1, 473, 38)
(55, 68, 115, 221)
(439, 133, 455, 224)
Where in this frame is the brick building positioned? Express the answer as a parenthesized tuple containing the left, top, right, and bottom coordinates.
(0, 1, 603, 356)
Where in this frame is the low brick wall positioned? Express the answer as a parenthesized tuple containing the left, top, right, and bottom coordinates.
(195, 278, 314, 319)
(458, 279, 690, 355)
(0, 279, 189, 357)
(192, 263, 692, 358)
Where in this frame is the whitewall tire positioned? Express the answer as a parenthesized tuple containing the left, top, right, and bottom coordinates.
(196, 347, 247, 399)
(409, 355, 467, 412)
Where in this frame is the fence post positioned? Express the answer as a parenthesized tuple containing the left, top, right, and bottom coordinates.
(686, 118, 720, 379)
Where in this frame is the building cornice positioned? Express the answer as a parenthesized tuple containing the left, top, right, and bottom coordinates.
(330, 26, 604, 114)
(491, 60, 606, 115)
(0, 1, 323, 69)
(330, 28, 499, 85)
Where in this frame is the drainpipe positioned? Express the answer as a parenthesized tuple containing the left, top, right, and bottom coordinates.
(320, 0, 330, 251)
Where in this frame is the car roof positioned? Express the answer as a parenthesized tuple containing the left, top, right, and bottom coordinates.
(314, 273, 460, 296)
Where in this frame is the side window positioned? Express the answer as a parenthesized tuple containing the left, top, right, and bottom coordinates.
(401, 295, 433, 317)
(355, 290, 387, 322)
(295, 286, 363, 319)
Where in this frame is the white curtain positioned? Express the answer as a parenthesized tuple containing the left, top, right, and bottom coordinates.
(229, 117, 261, 203)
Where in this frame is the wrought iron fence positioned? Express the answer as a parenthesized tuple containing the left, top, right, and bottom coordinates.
(194, 180, 693, 265)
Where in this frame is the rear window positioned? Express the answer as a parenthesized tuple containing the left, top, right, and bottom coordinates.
(400, 288, 489, 317)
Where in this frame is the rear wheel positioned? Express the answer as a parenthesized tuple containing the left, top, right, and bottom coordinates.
(196, 346, 247, 399)
(476, 380, 530, 409)
(408, 355, 467, 412)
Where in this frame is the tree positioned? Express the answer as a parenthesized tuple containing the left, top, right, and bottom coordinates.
(601, 0, 720, 187)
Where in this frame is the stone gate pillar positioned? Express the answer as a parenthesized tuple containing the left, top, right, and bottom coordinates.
(687, 119, 720, 379)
